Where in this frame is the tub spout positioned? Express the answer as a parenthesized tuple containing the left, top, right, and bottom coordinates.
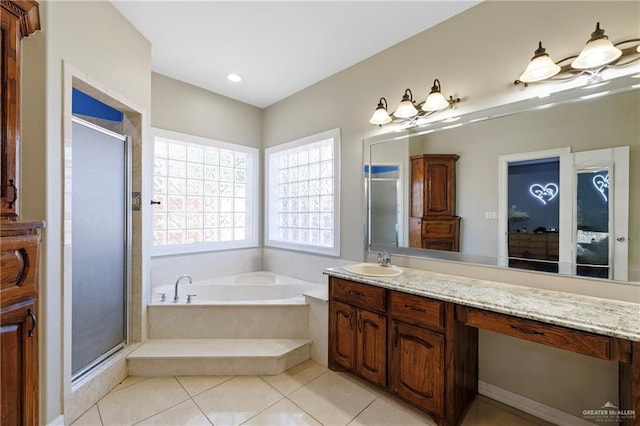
(173, 274, 192, 303)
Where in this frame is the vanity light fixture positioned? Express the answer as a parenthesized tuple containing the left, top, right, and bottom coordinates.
(515, 22, 640, 86)
(369, 97, 392, 125)
(571, 23, 621, 70)
(422, 79, 459, 112)
(518, 42, 561, 83)
(394, 89, 419, 119)
(369, 79, 461, 127)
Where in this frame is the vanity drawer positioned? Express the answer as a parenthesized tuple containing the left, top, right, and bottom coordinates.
(331, 278, 386, 312)
(0, 234, 40, 307)
(390, 291, 445, 330)
(456, 306, 620, 361)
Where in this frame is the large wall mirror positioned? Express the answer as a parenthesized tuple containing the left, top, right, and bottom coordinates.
(365, 73, 639, 283)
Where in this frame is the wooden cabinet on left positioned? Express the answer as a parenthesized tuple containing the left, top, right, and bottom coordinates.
(1, 3, 42, 423)
(1, 0, 40, 219)
(1, 221, 44, 426)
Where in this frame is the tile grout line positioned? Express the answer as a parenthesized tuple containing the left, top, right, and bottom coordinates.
(345, 395, 379, 425)
(284, 394, 326, 426)
(238, 384, 287, 426)
(255, 368, 330, 425)
(129, 376, 191, 426)
(95, 402, 105, 426)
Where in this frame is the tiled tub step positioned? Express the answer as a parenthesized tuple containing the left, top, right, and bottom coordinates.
(127, 338, 312, 376)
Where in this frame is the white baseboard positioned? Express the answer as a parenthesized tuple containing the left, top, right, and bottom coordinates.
(478, 381, 594, 426)
(46, 414, 65, 426)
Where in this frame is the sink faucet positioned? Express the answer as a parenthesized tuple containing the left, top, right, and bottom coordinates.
(173, 274, 192, 303)
(377, 251, 391, 267)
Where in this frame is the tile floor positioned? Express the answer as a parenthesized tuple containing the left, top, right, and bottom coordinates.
(70, 360, 552, 426)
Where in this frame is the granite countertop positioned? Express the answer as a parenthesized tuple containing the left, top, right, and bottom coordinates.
(324, 266, 640, 342)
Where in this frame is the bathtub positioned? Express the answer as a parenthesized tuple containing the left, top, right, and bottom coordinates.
(151, 271, 319, 305)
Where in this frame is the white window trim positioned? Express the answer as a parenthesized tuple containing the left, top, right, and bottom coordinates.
(265, 128, 341, 257)
(150, 127, 259, 257)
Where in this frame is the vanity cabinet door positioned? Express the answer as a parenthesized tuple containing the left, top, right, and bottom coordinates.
(329, 300, 356, 370)
(390, 320, 444, 416)
(1, 299, 38, 426)
(356, 309, 386, 386)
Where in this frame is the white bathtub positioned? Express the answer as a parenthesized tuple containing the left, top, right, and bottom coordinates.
(152, 271, 319, 305)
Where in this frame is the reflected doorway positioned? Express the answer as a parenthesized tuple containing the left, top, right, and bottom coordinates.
(499, 147, 629, 280)
(507, 158, 560, 273)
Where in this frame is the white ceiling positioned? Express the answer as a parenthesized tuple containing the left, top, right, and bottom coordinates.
(111, 1, 479, 108)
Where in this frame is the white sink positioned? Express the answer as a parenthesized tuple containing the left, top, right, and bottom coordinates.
(343, 263, 403, 277)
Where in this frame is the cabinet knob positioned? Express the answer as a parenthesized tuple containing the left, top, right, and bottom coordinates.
(616, 236, 626, 242)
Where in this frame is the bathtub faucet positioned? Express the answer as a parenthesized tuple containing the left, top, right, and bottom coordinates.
(173, 274, 192, 303)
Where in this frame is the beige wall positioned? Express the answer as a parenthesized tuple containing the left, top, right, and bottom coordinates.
(263, 1, 640, 420)
(21, 1, 152, 423)
(151, 72, 262, 148)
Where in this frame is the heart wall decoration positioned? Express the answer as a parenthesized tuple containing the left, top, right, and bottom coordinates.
(529, 183, 559, 205)
(592, 173, 609, 202)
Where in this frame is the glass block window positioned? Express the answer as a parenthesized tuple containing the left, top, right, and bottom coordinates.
(152, 129, 258, 255)
(265, 128, 340, 256)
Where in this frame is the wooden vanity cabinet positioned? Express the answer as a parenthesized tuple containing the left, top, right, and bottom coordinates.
(328, 277, 478, 425)
(410, 154, 460, 251)
(329, 280, 387, 386)
(1, 221, 43, 426)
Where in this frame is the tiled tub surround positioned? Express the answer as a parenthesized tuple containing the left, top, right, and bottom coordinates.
(130, 272, 326, 377)
(147, 272, 321, 339)
(325, 266, 640, 341)
(150, 271, 319, 304)
(325, 265, 640, 425)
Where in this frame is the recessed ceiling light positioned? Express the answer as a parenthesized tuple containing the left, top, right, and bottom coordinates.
(227, 73, 242, 83)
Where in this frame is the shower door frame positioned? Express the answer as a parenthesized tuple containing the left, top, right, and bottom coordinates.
(70, 116, 132, 381)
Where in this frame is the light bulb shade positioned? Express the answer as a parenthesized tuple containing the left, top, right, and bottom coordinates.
(393, 89, 418, 119)
(369, 107, 392, 125)
(422, 79, 450, 111)
(422, 91, 449, 111)
(571, 23, 622, 69)
(519, 55, 561, 83)
(369, 97, 392, 125)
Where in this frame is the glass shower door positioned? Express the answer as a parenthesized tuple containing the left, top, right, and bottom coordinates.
(71, 118, 129, 379)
